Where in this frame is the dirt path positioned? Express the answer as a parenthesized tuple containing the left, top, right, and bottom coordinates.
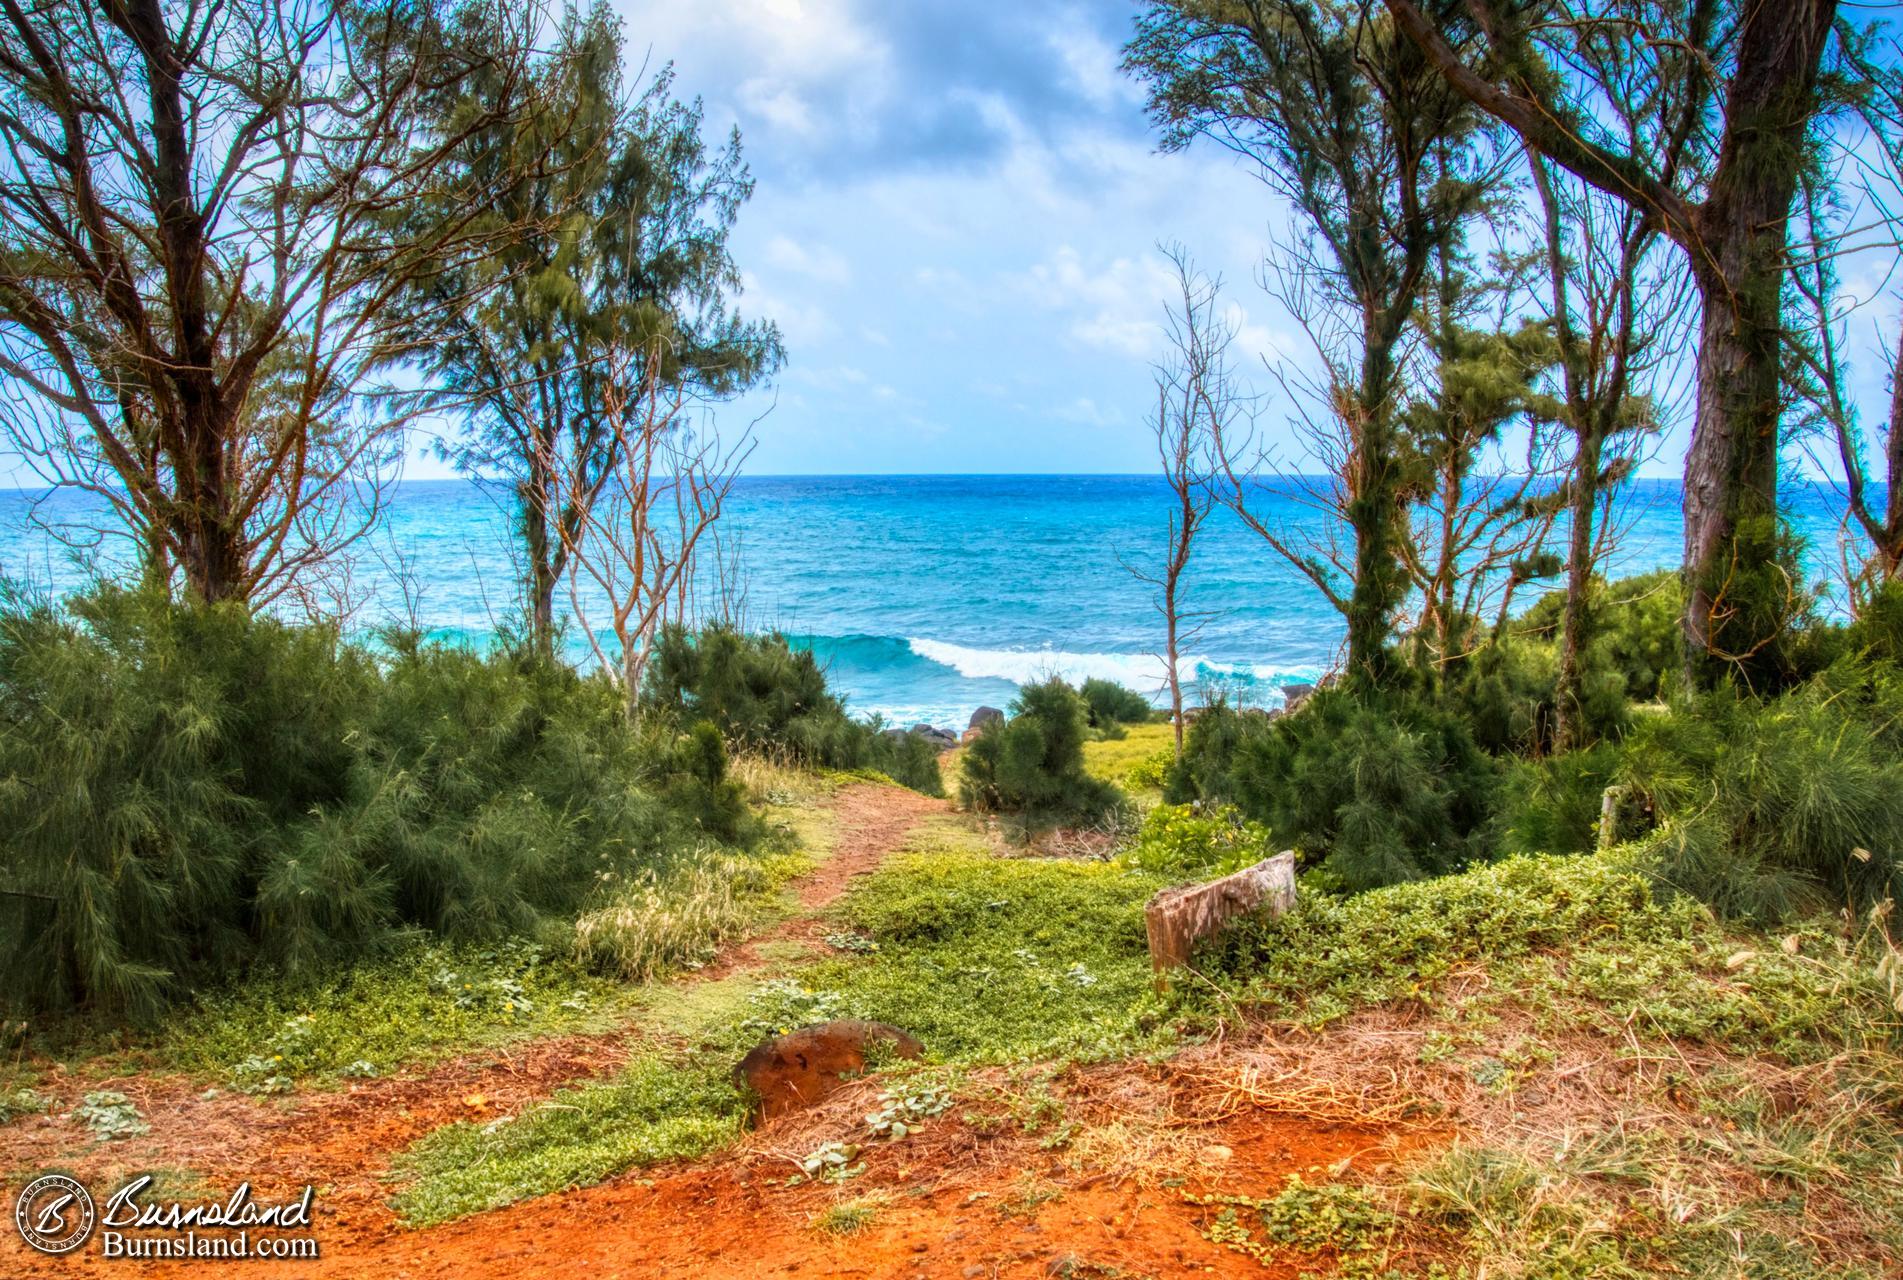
(1, 780, 1430, 1278)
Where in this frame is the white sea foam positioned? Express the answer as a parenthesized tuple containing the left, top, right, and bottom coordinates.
(905, 638, 1316, 700)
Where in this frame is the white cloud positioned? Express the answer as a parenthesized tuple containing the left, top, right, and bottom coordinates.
(763, 234, 852, 285)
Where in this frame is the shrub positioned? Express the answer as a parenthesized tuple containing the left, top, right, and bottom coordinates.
(0, 588, 749, 1018)
(1166, 688, 1497, 891)
(1517, 569, 1683, 703)
(1119, 803, 1275, 878)
(861, 725, 946, 797)
(1493, 744, 1620, 856)
(1619, 664, 1903, 922)
(642, 624, 941, 795)
(1079, 677, 1154, 730)
(958, 678, 1123, 827)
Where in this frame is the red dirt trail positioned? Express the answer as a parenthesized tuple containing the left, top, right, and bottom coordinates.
(1, 782, 1432, 1279)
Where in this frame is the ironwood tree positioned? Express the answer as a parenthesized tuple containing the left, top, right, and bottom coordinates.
(1529, 154, 1675, 748)
(0, 0, 558, 604)
(392, 5, 782, 657)
(1125, 0, 1493, 689)
(1382, 0, 1860, 683)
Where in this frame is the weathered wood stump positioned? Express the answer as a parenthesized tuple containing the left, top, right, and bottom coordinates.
(1144, 852, 1297, 984)
(733, 1019, 924, 1120)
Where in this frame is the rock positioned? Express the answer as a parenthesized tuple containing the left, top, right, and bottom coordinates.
(733, 1020, 924, 1119)
(967, 706, 1004, 732)
(910, 724, 959, 751)
(960, 706, 1004, 745)
(1143, 852, 1297, 983)
(1280, 682, 1315, 712)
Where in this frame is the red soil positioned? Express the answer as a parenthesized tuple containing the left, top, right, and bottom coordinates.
(1, 782, 1440, 1279)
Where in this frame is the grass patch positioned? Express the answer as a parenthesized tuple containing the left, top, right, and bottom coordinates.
(811, 1194, 886, 1235)
(573, 847, 811, 982)
(160, 938, 624, 1091)
(796, 849, 1170, 1063)
(1197, 848, 1903, 1059)
(1081, 722, 1175, 791)
(389, 1056, 744, 1226)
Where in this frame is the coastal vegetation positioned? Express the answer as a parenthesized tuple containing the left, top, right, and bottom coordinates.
(0, 0, 1899, 1276)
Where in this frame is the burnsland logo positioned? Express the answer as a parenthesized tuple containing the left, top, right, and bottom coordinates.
(14, 1174, 319, 1260)
(15, 1174, 96, 1255)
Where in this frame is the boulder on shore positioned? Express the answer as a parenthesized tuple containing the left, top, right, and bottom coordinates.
(961, 705, 1004, 744)
(1280, 682, 1315, 712)
(910, 724, 959, 751)
(733, 1020, 924, 1119)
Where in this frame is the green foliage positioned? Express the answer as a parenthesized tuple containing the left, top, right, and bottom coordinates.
(1193, 851, 1677, 1026)
(161, 938, 616, 1087)
(0, 588, 747, 1018)
(807, 849, 1167, 1063)
(1620, 663, 1903, 922)
(1519, 570, 1683, 704)
(572, 847, 801, 981)
(642, 624, 942, 795)
(1119, 803, 1274, 878)
(1189, 1176, 1400, 1272)
(1494, 744, 1620, 855)
(959, 678, 1124, 827)
(1079, 678, 1154, 731)
(1191, 844, 1902, 1063)
(390, 1055, 744, 1226)
(1448, 635, 1628, 755)
(74, 1090, 149, 1141)
(1166, 690, 1497, 890)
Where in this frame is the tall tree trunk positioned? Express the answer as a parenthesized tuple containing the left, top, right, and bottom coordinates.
(522, 458, 559, 659)
(1344, 340, 1403, 689)
(1553, 431, 1603, 753)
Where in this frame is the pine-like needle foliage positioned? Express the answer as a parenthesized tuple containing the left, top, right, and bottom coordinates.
(0, 588, 750, 1019)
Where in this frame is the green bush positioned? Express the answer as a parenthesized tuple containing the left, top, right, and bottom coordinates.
(958, 678, 1123, 827)
(1166, 689, 1498, 890)
(642, 624, 941, 795)
(0, 588, 750, 1019)
(1119, 803, 1275, 878)
(1079, 677, 1154, 731)
(1493, 744, 1620, 855)
(1619, 662, 1903, 922)
(1517, 569, 1683, 704)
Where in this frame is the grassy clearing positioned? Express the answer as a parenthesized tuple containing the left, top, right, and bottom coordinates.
(1080, 721, 1175, 792)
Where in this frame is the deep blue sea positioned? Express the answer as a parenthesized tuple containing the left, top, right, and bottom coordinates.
(0, 475, 1871, 728)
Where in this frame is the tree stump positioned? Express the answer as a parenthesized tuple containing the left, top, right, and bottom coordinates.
(1144, 852, 1296, 985)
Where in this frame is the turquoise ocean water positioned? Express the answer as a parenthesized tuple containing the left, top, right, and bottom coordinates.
(0, 475, 1871, 728)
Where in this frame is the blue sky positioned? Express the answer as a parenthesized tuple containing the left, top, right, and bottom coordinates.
(3, 1, 1893, 487)
(402, 0, 1299, 478)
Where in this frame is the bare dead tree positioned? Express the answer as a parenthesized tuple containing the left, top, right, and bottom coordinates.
(1126, 248, 1227, 752)
(1396, 230, 1567, 671)
(559, 342, 756, 721)
(0, 0, 562, 605)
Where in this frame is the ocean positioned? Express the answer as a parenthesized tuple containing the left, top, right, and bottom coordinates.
(0, 475, 1870, 729)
